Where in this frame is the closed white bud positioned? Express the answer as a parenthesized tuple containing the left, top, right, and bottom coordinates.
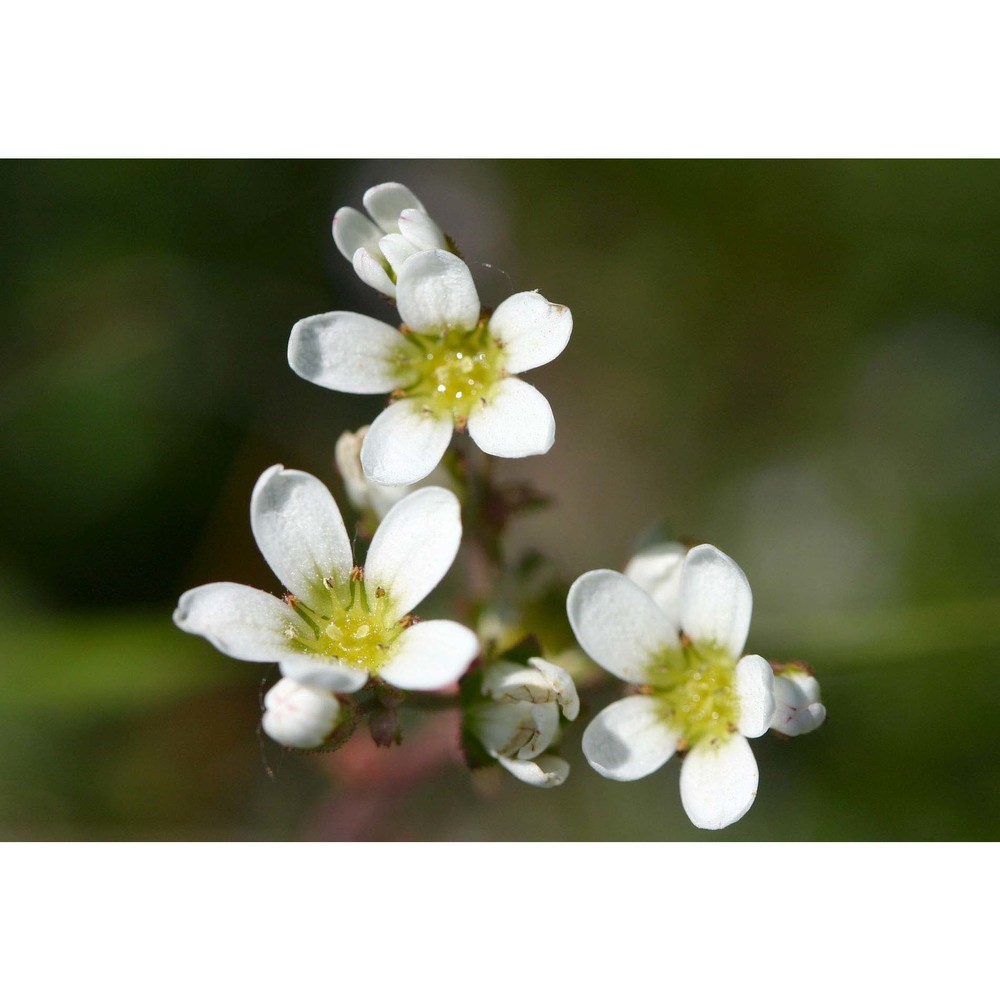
(262, 678, 341, 749)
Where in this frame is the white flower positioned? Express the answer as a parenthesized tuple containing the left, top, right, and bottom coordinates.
(335, 424, 458, 522)
(567, 544, 775, 830)
(465, 657, 580, 787)
(770, 665, 826, 736)
(174, 466, 479, 702)
(332, 182, 448, 298)
(261, 677, 342, 749)
(289, 248, 572, 487)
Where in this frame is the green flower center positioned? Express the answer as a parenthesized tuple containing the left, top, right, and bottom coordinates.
(288, 580, 403, 675)
(647, 641, 739, 746)
(395, 320, 506, 421)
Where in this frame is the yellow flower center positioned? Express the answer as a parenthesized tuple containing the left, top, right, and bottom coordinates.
(288, 580, 403, 675)
(647, 641, 739, 746)
(395, 320, 506, 421)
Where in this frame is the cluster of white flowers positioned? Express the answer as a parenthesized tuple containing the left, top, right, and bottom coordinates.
(175, 179, 825, 821)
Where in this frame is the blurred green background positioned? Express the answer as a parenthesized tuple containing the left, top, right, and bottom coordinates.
(1, 160, 997, 840)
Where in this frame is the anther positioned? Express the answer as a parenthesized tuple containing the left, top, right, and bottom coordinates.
(350, 566, 364, 583)
(375, 586, 386, 599)
(283, 593, 300, 608)
(323, 576, 337, 590)
(399, 614, 421, 629)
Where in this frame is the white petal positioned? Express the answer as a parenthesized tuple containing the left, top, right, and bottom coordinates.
(379, 233, 421, 273)
(397, 207, 448, 251)
(364, 486, 462, 615)
(735, 654, 775, 738)
(363, 182, 425, 233)
(582, 696, 679, 781)
(679, 734, 759, 830)
(332, 206, 384, 261)
(250, 465, 354, 607)
(279, 652, 368, 694)
(623, 542, 687, 629)
(353, 247, 397, 297)
(679, 544, 753, 659)
(378, 619, 479, 691)
(496, 754, 570, 788)
(472, 700, 559, 759)
(288, 311, 407, 394)
(480, 662, 555, 704)
(262, 678, 341, 749)
(488, 291, 573, 374)
(395, 249, 480, 333)
(791, 672, 822, 704)
(528, 657, 580, 721)
(566, 570, 679, 683)
(360, 398, 453, 487)
(173, 582, 298, 662)
(466, 377, 555, 458)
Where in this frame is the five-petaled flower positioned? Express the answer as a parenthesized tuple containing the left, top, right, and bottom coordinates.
(173, 466, 480, 729)
(567, 544, 776, 830)
(464, 657, 580, 788)
(288, 248, 572, 487)
(332, 182, 449, 298)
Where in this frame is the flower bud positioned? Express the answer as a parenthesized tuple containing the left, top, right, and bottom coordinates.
(262, 678, 342, 749)
(770, 668, 826, 736)
(465, 657, 579, 786)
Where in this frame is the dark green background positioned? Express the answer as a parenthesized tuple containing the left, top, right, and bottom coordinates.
(2, 160, 997, 839)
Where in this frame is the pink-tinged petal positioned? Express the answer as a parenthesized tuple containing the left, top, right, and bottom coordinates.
(489, 291, 573, 374)
(397, 207, 448, 251)
(288, 311, 406, 393)
(250, 465, 354, 608)
(623, 541, 687, 629)
(396, 249, 480, 334)
(582, 696, 679, 781)
(679, 734, 759, 830)
(466, 377, 555, 458)
(496, 754, 570, 788)
(360, 399, 453, 487)
(279, 652, 368, 694)
(679, 544, 753, 659)
(352, 247, 397, 297)
(173, 582, 299, 662)
(262, 678, 341, 749)
(363, 182, 425, 233)
(332, 206, 384, 261)
(378, 619, 479, 691)
(567, 570, 679, 683)
(735, 654, 775, 738)
(364, 486, 462, 616)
